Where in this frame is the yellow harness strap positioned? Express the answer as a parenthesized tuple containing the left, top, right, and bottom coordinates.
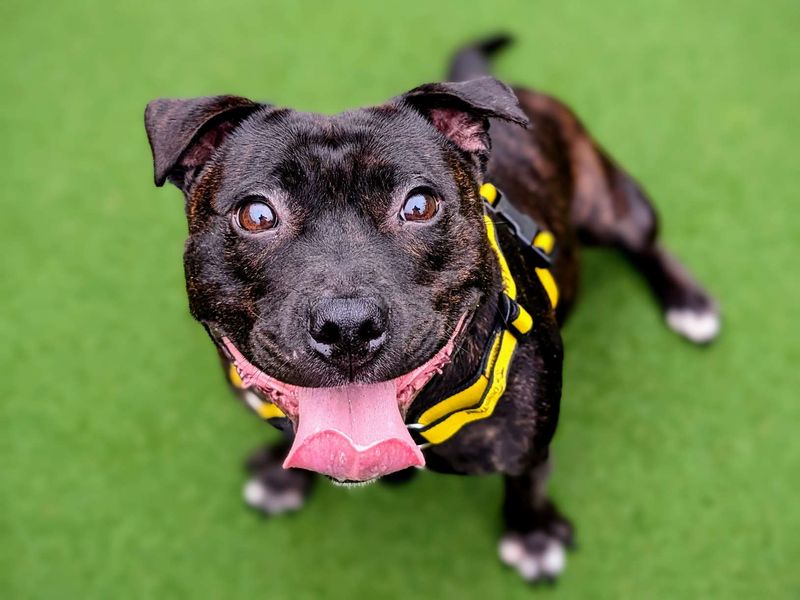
(407, 183, 558, 446)
(228, 363, 287, 420)
(481, 182, 558, 308)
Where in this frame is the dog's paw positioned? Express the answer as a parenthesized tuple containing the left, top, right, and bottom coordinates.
(243, 445, 315, 516)
(498, 531, 567, 583)
(665, 305, 721, 344)
(243, 476, 307, 515)
(498, 519, 574, 583)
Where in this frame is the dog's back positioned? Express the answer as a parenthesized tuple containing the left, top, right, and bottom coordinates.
(449, 36, 719, 340)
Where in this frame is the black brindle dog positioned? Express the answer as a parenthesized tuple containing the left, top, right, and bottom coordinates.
(144, 36, 719, 582)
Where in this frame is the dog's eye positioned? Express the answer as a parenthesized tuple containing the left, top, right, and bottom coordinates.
(236, 198, 278, 232)
(400, 190, 439, 222)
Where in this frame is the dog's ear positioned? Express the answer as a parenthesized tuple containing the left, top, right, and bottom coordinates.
(399, 76, 528, 161)
(144, 95, 264, 190)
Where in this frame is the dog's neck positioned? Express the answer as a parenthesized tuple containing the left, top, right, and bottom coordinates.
(407, 261, 503, 420)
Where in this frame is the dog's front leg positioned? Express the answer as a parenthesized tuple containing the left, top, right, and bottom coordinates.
(499, 457, 574, 583)
(242, 439, 316, 516)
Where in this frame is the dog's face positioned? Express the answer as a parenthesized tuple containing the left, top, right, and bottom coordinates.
(186, 107, 489, 388)
(146, 78, 528, 481)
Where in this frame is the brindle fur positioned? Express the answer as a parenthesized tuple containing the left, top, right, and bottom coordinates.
(145, 35, 718, 583)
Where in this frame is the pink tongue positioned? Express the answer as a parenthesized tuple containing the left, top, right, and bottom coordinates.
(283, 381, 425, 482)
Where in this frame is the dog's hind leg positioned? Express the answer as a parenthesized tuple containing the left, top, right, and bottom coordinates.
(499, 458, 574, 583)
(243, 439, 316, 516)
(570, 135, 721, 344)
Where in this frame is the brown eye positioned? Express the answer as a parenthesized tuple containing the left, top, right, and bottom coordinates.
(400, 190, 439, 222)
(236, 198, 278, 232)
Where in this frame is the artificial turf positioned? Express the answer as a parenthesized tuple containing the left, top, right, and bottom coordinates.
(2, 0, 798, 598)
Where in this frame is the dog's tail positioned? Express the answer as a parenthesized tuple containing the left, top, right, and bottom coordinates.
(447, 33, 513, 81)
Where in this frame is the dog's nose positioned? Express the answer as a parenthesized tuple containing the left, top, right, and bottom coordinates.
(307, 297, 388, 368)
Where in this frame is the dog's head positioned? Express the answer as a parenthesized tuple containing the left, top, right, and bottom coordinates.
(145, 77, 527, 482)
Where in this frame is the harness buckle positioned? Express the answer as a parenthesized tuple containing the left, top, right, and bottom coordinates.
(497, 293, 532, 338)
(406, 423, 431, 448)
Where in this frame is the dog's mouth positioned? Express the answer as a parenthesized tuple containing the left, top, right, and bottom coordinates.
(220, 314, 468, 483)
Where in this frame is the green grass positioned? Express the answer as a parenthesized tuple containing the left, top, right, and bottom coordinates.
(2, 0, 798, 598)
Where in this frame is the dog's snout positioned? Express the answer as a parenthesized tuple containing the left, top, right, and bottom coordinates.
(307, 297, 388, 368)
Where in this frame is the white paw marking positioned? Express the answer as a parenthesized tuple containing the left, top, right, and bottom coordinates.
(498, 535, 525, 566)
(498, 533, 567, 581)
(540, 540, 566, 575)
(666, 307, 721, 344)
(518, 555, 541, 581)
(243, 478, 304, 515)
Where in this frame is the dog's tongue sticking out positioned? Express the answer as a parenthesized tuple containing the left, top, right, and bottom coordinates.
(222, 317, 465, 482)
(283, 382, 424, 482)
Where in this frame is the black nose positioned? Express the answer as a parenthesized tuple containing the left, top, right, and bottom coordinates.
(307, 297, 388, 369)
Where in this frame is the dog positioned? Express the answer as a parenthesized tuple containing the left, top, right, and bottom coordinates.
(144, 35, 719, 583)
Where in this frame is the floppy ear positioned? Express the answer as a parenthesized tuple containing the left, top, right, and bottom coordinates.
(399, 76, 528, 162)
(144, 95, 264, 190)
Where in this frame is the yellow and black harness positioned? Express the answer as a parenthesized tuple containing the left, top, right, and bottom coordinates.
(228, 183, 559, 446)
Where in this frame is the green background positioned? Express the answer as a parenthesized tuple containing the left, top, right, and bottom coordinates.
(2, 0, 798, 598)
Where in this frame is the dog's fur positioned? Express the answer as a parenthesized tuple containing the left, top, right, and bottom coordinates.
(144, 36, 719, 582)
